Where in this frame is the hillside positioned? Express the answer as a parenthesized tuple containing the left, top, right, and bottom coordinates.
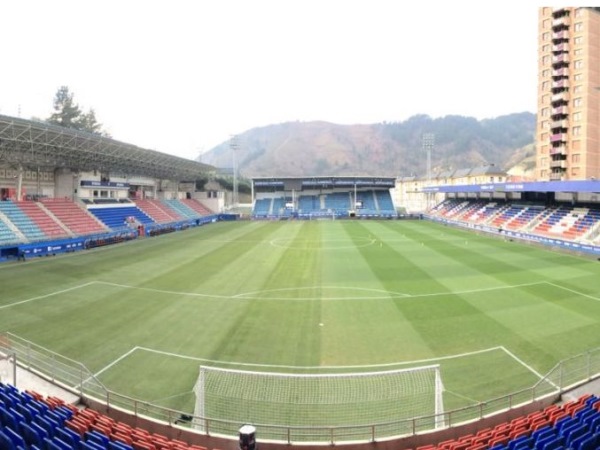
(198, 113, 536, 178)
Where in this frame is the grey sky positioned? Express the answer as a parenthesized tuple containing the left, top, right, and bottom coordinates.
(1, 1, 539, 160)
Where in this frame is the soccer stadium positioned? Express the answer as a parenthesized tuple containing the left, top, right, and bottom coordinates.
(3, 5, 600, 449)
(1, 111, 600, 450)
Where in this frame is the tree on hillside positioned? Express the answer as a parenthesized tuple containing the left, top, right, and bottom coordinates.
(47, 86, 109, 136)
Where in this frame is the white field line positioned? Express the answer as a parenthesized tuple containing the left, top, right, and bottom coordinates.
(406, 282, 547, 300)
(545, 281, 600, 303)
(93, 281, 548, 302)
(135, 345, 507, 371)
(75, 346, 141, 389)
(94, 281, 230, 299)
(0, 282, 96, 310)
(500, 346, 547, 381)
(93, 347, 141, 379)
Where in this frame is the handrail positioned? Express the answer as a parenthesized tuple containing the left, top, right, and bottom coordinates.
(1, 332, 599, 445)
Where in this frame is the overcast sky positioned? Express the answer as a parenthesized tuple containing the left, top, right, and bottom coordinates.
(1, 1, 540, 161)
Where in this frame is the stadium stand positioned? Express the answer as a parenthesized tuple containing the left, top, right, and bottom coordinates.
(374, 190, 396, 215)
(253, 198, 272, 218)
(0, 201, 47, 242)
(181, 199, 212, 216)
(324, 192, 351, 214)
(0, 219, 20, 246)
(409, 394, 600, 450)
(134, 199, 182, 223)
(297, 195, 319, 215)
(88, 205, 153, 230)
(253, 190, 397, 219)
(161, 199, 198, 219)
(0, 383, 208, 450)
(16, 201, 70, 240)
(2, 382, 600, 450)
(356, 191, 377, 216)
(40, 199, 108, 235)
(429, 199, 600, 245)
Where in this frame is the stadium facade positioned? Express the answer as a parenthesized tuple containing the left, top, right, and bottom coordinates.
(0, 114, 230, 261)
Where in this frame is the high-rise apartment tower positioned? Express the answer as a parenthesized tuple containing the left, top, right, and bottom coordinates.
(536, 7, 600, 180)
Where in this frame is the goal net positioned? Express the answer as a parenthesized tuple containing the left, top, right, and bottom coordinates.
(193, 364, 444, 432)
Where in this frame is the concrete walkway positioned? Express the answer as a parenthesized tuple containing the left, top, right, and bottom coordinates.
(11, 365, 80, 405)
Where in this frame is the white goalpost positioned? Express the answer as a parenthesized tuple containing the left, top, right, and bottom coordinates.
(193, 364, 444, 432)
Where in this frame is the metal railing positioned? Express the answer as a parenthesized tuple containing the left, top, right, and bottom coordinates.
(2, 332, 600, 445)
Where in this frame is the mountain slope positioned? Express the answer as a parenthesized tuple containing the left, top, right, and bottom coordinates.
(199, 113, 536, 177)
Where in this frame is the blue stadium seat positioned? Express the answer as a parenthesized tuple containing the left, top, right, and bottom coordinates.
(2, 427, 26, 450)
(538, 435, 564, 450)
(20, 421, 45, 448)
(575, 433, 599, 450)
(108, 441, 133, 450)
(51, 436, 74, 450)
(34, 415, 57, 438)
(82, 439, 108, 450)
(0, 430, 17, 450)
(56, 426, 81, 447)
(45, 436, 65, 450)
(86, 430, 110, 447)
(0, 406, 20, 430)
(509, 435, 532, 449)
(30, 421, 49, 441)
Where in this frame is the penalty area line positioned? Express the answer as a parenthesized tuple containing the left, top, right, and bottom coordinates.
(0, 282, 97, 311)
(135, 345, 509, 371)
(76, 347, 141, 390)
(93, 346, 142, 379)
(499, 346, 557, 389)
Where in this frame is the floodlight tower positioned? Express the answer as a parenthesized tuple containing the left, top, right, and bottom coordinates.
(422, 133, 435, 210)
(230, 135, 239, 208)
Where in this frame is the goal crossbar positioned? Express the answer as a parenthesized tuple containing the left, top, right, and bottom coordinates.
(194, 364, 444, 431)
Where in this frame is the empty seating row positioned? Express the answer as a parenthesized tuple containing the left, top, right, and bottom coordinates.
(41, 199, 107, 236)
(412, 394, 600, 450)
(0, 201, 46, 242)
(134, 200, 181, 224)
(429, 200, 600, 244)
(253, 191, 396, 218)
(0, 383, 208, 450)
(16, 202, 70, 239)
(180, 200, 212, 216)
(88, 207, 153, 230)
(161, 200, 197, 219)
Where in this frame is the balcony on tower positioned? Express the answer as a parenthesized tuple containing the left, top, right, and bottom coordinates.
(551, 119, 569, 130)
(552, 16, 570, 29)
(551, 91, 569, 105)
(550, 133, 568, 143)
(550, 145, 567, 156)
(549, 172, 565, 181)
(553, 67, 569, 78)
(551, 106, 569, 117)
(552, 7, 568, 16)
(553, 43, 570, 53)
(552, 79, 569, 90)
(550, 159, 568, 169)
(552, 54, 570, 65)
(552, 30, 570, 42)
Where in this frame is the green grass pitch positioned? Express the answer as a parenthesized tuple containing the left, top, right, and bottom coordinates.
(1, 220, 600, 426)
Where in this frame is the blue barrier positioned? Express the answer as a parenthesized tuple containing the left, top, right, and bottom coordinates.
(0, 214, 235, 263)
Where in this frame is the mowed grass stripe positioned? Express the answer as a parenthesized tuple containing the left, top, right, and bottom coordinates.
(2, 220, 600, 420)
(204, 221, 323, 368)
(317, 221, 438, 364)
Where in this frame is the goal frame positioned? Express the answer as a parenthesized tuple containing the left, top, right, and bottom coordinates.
(194, 364, 444, 431)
